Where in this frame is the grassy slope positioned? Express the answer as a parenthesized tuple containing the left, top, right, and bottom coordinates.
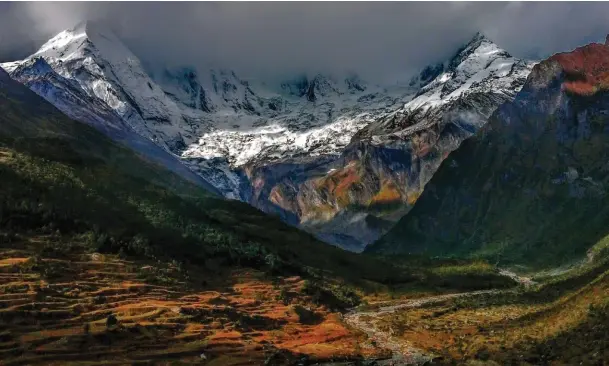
(375, 245, 609, 365)
(0, 239, 395, 365)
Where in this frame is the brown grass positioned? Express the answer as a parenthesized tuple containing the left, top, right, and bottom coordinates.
(0, 237, 387, 365)
(374, 270, 609, 363)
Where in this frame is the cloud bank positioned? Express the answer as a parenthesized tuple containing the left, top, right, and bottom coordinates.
(1, 2, 608, 82)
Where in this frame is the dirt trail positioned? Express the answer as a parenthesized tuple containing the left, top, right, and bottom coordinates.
(498, 269, 537, 288)
(343, 269, 533, 365)
(344, 290, 497, 365)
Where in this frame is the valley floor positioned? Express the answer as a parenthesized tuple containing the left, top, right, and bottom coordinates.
(344, 290, 500, 365)
(2, 235, 608, 365)
(347, 263, 609, 365)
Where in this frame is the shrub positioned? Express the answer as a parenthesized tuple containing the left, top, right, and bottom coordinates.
(291, 305, 322, 325)
(106, 314, 118, 329)
(301, 280, 360, 311)
(276, 288, 292, 305)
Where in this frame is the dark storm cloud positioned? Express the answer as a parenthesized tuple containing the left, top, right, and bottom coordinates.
(1, 2, 608, 82)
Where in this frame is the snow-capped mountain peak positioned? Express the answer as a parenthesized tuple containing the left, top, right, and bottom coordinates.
(279, 72, 369, 101)
(404, 32, 534, 113)
(447, 32, 505, 68)
(33, 21, 124, 62)
(152, 65, 270, 116)
(354, 32, 536, 146)
(3, 21, 211, 151)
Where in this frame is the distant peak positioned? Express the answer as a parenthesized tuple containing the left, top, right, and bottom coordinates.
(605, 34, 609, 46)
(462, 31, 495, 50)
(445, 31, 509, 70)
(470, 31, 488, 43)
(29, 20, 134, 64)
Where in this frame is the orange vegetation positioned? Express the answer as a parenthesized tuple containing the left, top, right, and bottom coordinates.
(377, 270, 609, 362)
(550, 43, 609, 96)
(0, 239, 387, 365)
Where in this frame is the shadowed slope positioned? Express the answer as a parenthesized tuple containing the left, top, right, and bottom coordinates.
(369, 40, 609, 268)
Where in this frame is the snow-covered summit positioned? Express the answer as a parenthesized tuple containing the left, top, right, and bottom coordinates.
(279, 73, 368, 101)
(3, 21, 203, 150)
(354, 32, 536, 147)
(404, 32, 534, 112)
(1, 21, 415, 197)
(33, 21, 127, 62)
(151, 66, 276, 116)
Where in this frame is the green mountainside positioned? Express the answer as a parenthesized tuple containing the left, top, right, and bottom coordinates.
(368, 42, 609, 269)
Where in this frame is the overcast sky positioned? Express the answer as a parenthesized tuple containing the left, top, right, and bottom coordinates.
(1, 2, 608, 83)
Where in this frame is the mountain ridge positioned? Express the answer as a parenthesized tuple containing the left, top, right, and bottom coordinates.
(255, 32, 535, 251)
(368, 39, 609, 267)
(1, 24, 534, 250)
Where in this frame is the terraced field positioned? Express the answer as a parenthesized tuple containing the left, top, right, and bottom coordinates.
(0, 237, 389, 365)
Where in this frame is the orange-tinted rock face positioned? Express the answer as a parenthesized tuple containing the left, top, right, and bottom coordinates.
(313, 162, 365, 208)
(269, 185, 297, 213)
(369, 181, 403, 206)
(550, 43, 609, 95)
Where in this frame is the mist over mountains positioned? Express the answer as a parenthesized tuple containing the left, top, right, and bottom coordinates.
(1, 2, 608, 83)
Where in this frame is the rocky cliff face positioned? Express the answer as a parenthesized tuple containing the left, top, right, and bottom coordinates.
(245, 34, 534, 251)
(368, 39, 609, 267)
